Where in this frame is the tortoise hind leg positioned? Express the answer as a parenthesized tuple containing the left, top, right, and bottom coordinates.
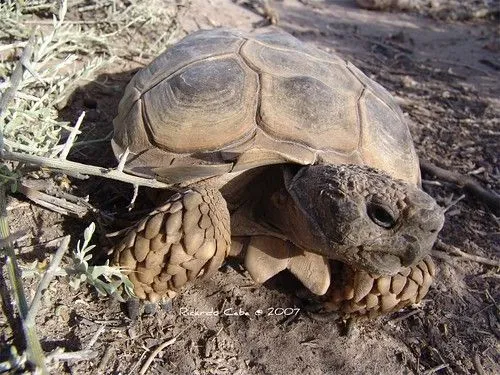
(112, 187, 231, 302)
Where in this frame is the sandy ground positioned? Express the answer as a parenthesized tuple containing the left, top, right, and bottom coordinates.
(1, 1, 499, 374)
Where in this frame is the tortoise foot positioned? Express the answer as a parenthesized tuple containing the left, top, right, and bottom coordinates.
(324, 256, 436, 318)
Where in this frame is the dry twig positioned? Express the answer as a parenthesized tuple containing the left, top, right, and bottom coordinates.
(16, 236, 66, 253)
(27, 236, 70, 322)
(139, 336, 179, 375)
(85, 325, 106, 350)
(431, 250, 458, 265)
(423, 363, 450, 375)
(139, 325, 192, 375)
(0, 184, 48, 374)
(0, 27, 49, 374)
(46, 349, 98, 363)
(420, 160, 500, 215)
(388, 309, 420, 324)
(473, 353, 486, 375)
(94, 346, 114, 375)
(434, 240, 500, 268)
(19, 184, 89, 218)
(59, 111, 85, 160)
(0, 230, 28, 249)
(2, 149, 170, 189)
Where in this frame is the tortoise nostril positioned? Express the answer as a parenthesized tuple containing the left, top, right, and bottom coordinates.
(400, 235, 421, 267)
(403, 234, 418, 243)
(401, 249, 419, 267)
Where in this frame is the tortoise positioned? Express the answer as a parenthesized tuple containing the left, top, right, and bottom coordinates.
(111, 28, 444, 317)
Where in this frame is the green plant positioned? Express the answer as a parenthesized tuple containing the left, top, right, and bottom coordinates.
(66, 222, 135, 302)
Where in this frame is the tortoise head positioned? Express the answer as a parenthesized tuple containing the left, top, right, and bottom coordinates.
(265, 164, 445, 276)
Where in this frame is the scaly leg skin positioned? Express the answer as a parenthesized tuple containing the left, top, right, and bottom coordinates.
(324, 256, 436, 318)
(112, 187, 231, 309)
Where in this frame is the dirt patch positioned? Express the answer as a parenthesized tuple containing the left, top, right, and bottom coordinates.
(1, 1, 499, 374)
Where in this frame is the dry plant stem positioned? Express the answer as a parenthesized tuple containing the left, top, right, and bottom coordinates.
(420, 160, 500, 215)
(424, 363, 450, 375)
(0, 29, 47, 373)
(19, 184, 89, 218)
(139, 327, 191, 375)
(435, 240, 500, 267)
(116, 147, 131, 172)
(0, 230, 28, 249)
(431, 250, 457, 264)
(473, 353, 486, 375)
(0, 41, 28, 52)
(26, 236, 70, 322)
(127, 184, 139, 210)
(0, 185, 48, 374)
(138, 337, 178, 375)
(484, 290, 499, 310)
(128, 350, 147, 375)
(71, 130, 113, 148)
(95, 346, 114, 375)
(0, 32, 36, 116)
(59, 111, 85, 160)
(2, 150, 170, 188)
(17, 236, 66, 253)
(46, 349, 98, 362)
(85, 325, 105, 349)
(445, 194, 465, 212)
(54, 190, 95, 210)
(388, 309, 420, 324)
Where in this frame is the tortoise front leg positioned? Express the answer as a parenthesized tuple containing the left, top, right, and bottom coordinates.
(112, 187, 231, 302)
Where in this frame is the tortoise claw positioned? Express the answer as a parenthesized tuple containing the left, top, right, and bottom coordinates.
(125, 298, 174, 320)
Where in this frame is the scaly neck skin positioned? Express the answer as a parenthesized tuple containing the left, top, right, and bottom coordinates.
(250, 169, 288, 234)
(256, 167, 330, 254)
(226, 166, 292, 240)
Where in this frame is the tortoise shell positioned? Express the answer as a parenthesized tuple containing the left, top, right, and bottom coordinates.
(112, 28, 420, 186)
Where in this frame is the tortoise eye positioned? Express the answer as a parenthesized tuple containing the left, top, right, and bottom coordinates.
(367, 202, 397, 229)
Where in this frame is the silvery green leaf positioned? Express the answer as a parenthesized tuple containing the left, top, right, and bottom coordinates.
(69, 279, 80, 290)
(83, 222, 95, 243)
